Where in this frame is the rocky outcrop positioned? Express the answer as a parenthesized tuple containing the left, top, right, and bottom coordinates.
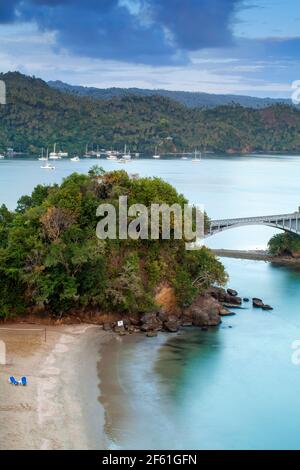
(140, 311, 163, 332)
(182, 294, 223, 327)
(207, 287, 242, 305)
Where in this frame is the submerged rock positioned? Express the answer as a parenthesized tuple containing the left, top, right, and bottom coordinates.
(262, 304, 273, 311)
(146, 331, 158, 337)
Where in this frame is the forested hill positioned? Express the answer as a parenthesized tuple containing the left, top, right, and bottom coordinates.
(49, 79, 293, 110)
(1, 71, 300, 155)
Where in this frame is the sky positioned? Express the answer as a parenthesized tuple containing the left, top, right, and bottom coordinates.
(0, 0, 299, 97)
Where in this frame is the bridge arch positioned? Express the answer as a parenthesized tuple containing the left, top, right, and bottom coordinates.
(207, 213, 300, 238)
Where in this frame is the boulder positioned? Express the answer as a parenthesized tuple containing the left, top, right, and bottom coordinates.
(219, 307, 236, 317)
(164, 320, 180, 333)
(252, 298, 264, 308)
(183, 293, 222, 327)
(227, 288, 238, 297)
(146, 331, 158, 337)
(208, 287, 241, 305)
(140, 311, 162, 332)
(243, 298, 249, 302)
(262, 304, 273, 311)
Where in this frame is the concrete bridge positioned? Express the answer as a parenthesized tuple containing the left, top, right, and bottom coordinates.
(208, 211, 300, 237)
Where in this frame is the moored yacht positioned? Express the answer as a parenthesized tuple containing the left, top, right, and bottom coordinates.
(49, 143, 61, 160)
(41, 149, 55, 170)
(122, 144, 131, 160)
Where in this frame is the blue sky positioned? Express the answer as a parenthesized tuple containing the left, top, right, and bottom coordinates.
(0, 0, 299, 97)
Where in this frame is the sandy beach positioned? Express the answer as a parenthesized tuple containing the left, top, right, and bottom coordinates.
(0, 323, 110, 450)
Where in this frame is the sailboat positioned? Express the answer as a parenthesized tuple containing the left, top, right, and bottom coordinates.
(41, 148, 55, 170)
(122, 144, 131, 160)
(83, 144, 91, 158)
(153, 146, 160, 159)
(38, 148, 47, 161)
(192, 149, 201, 163)
(49, 143, 61, 160)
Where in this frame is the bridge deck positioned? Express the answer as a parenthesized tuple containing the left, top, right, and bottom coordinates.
(208, 212, 300, 236)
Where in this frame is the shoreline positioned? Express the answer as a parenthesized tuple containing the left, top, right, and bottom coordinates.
(212, 249, 300, 266)
(0, 323, 110, 450)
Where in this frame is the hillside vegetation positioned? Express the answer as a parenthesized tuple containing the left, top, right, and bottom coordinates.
(49, 80, 294, 110)
(0, 168, 226, 318)
(1, 72, 300, 154)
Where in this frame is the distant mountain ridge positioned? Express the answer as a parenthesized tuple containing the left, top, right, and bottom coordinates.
(48, 79, 294, 109)
(2, 72, 300, 155)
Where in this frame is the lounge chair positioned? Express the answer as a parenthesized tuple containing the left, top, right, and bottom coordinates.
(9, 376, 19, 385)
(19, 377, 27, 386)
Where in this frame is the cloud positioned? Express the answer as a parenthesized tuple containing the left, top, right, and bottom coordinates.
(0, 0, 242, 65)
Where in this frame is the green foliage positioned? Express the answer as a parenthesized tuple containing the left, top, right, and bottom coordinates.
(268, 232, 300, 256)
(2, 72, 300, 154)
(0, 169, 227, 318)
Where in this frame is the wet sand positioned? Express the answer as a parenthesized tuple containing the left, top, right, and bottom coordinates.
(0, 324, 109, 450)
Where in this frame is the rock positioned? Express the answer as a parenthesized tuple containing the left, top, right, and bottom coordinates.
(157, 311, 170, 323)
(227, 288, 238, 297)
(146, 331, 158, 337)
(252, 298, 264, 308)
(207, 287, 241, 305)
(183, 294, 221, 327)
(164, 320, 180, 333)
(103, 323, 112, 331)
(219, 307, 236, 317)
(114, 325, 126, 334)
(140, 311, 162, 332)
(243, 298, 249, 302)
(262, 304, 273, 311)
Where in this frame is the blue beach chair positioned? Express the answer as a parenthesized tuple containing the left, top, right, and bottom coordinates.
(9, 376, 19, 385)
(20, 376, 27, 386)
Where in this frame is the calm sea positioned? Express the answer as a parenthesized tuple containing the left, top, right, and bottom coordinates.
(1, 154, 300, 449)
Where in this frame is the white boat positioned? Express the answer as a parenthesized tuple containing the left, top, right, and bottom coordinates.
(70, 156, 80, 162)
(192, 149, 201, 163)
(122, 144, 131, 160)
(106, 155, 118, 160)
(153, 146, 160, 159)
(181, 156, 188, 160)
(58, 151, 68, 157)
(83, 144, 91, 158)
(49, 143, 61, 160)
(0, 154, 4, 159)
(38, 148, 47, 161)
(41, 149, 55, 170)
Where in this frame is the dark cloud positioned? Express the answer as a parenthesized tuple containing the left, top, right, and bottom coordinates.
(0, 0, 242, 64)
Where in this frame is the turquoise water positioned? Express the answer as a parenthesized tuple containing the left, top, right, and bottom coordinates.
(108, 258, 300, 450)
(1, 154, 300, 449)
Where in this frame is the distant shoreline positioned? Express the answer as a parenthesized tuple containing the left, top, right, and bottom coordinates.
(212, 249, 300, 266)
